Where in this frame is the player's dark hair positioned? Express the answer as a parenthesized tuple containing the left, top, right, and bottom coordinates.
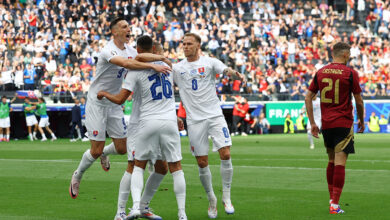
(109, 17, 125, 30)
(184, 33, 201, 44)
(2, 95, 6, 99)
(332, 42, 351, 57)
(136, 35, 153, 51)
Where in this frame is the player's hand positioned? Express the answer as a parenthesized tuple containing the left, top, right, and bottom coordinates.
(97, 91, 105, 100)
(235, 71, 246, 85)
(357, 120, 365, 133)
(162, 57, 172, 68)
(311, 124, 320, 138)
(152, 64, 171, 75)
(177, 117, 184, 131)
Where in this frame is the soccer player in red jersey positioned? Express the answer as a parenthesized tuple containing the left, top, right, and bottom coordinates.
(305, 42, 365, 214)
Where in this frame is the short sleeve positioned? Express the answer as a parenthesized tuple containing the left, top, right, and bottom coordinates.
(308, 74, 319, 94)
(122, 71, 138, 92)
(100, 48, 117, 63)
(351, 70, 362, 94)
(172, 64, 180, 85)
(211, 57, 227, 76)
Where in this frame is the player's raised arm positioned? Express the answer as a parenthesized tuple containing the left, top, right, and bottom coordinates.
(353, 93, 365, 133)
(97, 89, 132, 105)
(109, 56, 171, 75)
(223, 67, 246, 84)
(305, 90, 319, 138)
(135, 53, 172, 68)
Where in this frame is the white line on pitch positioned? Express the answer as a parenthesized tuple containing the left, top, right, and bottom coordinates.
(0, 158, 388, 172)
(236, 158, 390, 163)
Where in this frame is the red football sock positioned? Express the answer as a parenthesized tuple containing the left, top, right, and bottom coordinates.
(332, 165, 345, 204)
(326, 162, 335, 200)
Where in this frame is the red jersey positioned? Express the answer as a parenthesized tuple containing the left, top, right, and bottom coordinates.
(177, 102, 186, 118)
(308, 63, 362, 129)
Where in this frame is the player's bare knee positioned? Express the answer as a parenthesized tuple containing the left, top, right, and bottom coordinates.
(115, 146, 127, 155)
(218, 147, 231, 160)
(90, 149, 103, 159)
(196, 157, 209, 168)
(135, 160, 147, 170)
(155, 160, 168, 175)
(168, 161, 182, 173)
(126, 161, 134, 173)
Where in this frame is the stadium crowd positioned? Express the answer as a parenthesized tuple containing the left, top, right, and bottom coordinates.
(0, 0, 389, 102)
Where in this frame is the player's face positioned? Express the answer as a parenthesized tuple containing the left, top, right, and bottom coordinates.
(183, 36, 200, 58)
(113, 20, 131, 43)
(2, 98, 6, 103)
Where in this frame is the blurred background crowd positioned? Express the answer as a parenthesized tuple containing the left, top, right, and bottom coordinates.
(0, 0, 389, 103)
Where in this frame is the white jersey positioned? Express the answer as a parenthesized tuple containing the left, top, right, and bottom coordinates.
(123, 61, 176, 122)
(173, 56, 227, 123)
(128, 84, 141, 124)
(88, 40, 137, 106)
(304, 98, 322, 127)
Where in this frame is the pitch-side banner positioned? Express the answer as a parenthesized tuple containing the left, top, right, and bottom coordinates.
(265, 102, 305, 125)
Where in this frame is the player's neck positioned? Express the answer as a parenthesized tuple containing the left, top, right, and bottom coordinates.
(187, 54, 200, 62)
(113, 38, 125, 50)
(332, 59, 347, 65)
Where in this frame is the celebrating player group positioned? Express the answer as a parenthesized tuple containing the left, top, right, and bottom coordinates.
(68, 17, 365, 219)
(68, 17, 244, 220)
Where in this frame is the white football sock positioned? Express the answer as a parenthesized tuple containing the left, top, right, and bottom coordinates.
(33, 131, 37, 138)
(51, 132, 56, 138)
(131, 166, 144, 209)
(0, 134, 3, 139)
(41, 133, 47, 139)
(74, 149, 96, 180)
(140, 172, 165, 209)
(199, 166, 216, 200)
(29, 133, 33, 141)
(308, 131, 314, 146)
(6, 134, 9, 140)
(118, 171, 132, 213)
(77, 128, 81, 139)
(221, 159, 233, 202)
(102, 142, 118, 156)
(172, 170, 186, 215)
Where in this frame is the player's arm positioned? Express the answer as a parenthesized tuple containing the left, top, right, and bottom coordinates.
(109, 56, 171, 74)
(305, 90, 319, 138)
(177, 117, 184, 131)
(135, 53, 172, 68)
(353, 93, 365, 133)
(223, 68, 246, 84)
(25, 106, 36, 111)
(97, 89, 132, 105)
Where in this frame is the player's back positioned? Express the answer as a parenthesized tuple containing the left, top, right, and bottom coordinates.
(312, 63, 360, 129)
(125, 61, 176, 122)
(88, 40, 137, 106)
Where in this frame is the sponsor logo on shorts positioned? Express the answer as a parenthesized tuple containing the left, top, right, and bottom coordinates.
(180, 72, 185, 75)
(93, 130, 98, 136)
(191, 146, 195, 152)
(132, 150, 135, 157)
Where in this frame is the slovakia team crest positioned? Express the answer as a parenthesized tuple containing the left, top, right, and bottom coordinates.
(93, 130, 98, 137)
(198, 67, 205, 78)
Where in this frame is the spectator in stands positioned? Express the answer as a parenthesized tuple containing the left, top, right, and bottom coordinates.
(23, 63, 36, 91)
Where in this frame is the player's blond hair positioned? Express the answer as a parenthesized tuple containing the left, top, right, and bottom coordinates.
(184, 33, 201, 44)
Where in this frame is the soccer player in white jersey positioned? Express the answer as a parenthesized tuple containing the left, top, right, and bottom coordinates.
(97, 35, 187, 220)
(172, 33, 245, 218)
(106, 41, 171, 220)
(69, 17, 171, 200)
(303, 95, 322, 149)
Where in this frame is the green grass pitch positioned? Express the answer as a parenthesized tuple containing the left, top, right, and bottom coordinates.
(0, 134, 389, 220)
